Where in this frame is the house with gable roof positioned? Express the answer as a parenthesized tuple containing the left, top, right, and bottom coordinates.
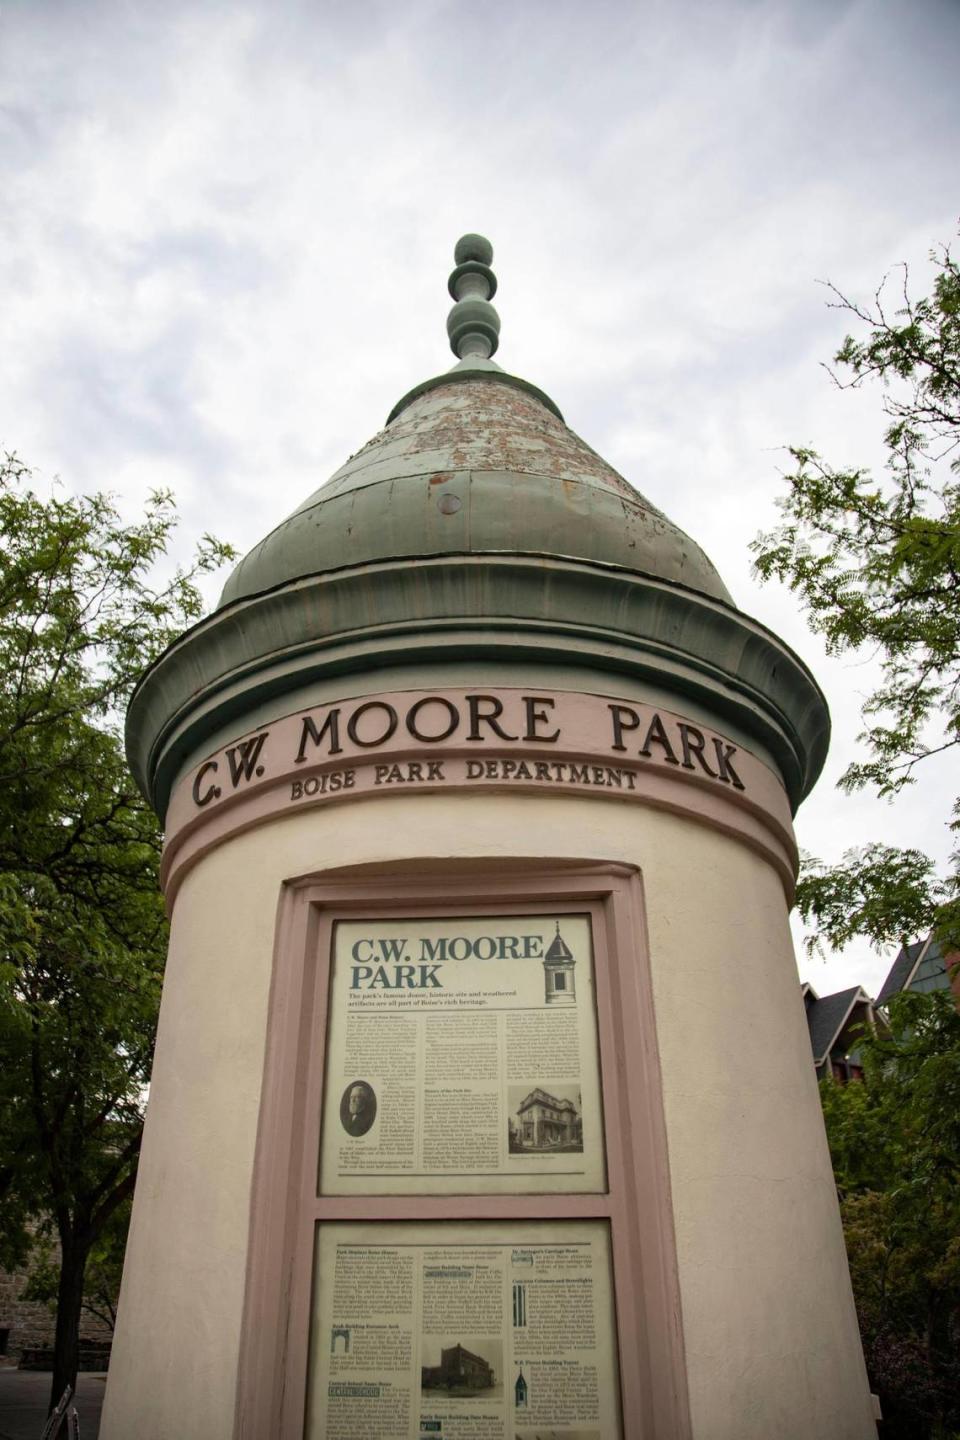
(802, 982, 876, 1082)
(802, 932, 960, 1083)
(876, 932, 960, 1008)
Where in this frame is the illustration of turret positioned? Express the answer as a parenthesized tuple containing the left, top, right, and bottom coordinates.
(515, 1366, 528, 1408)
(543, 922, 576, 1005)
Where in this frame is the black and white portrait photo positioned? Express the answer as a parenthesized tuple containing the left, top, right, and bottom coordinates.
(339, 1080, 377, 1137)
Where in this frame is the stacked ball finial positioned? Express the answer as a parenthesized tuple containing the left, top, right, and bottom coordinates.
(447, 233, 501, 360)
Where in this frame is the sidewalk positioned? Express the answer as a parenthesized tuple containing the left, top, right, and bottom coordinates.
(0, 1370, 105, 1440)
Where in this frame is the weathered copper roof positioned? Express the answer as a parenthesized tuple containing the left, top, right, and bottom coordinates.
(220, 231, 731, 608)
(220, 373, 733, 609)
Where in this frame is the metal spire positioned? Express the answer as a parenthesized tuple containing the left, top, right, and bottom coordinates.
(447, 233, 500, 360)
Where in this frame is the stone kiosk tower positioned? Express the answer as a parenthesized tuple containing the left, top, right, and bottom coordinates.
(104, 238, 876, 1439)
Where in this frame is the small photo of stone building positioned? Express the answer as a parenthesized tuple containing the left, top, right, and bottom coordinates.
(508, 1085, 583, 1154)
(421, 1338, 502, 1398)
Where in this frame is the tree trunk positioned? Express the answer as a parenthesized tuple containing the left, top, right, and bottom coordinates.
(48, 1235, 89, 1418)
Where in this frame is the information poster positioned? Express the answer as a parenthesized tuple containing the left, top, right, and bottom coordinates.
(318, 915, 606, 1195)
(306, 1219, 624, 1440)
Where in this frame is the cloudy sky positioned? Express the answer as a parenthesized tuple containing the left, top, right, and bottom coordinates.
(2, 0, 957, 994)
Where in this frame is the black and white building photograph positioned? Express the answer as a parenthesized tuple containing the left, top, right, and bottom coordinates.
(421, 1338, 503, 1399)
(508, 1086, 583, 1155)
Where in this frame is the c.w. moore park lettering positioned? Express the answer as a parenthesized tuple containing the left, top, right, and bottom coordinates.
(162, 689, 796, 901)
(189, 689, 745, 810)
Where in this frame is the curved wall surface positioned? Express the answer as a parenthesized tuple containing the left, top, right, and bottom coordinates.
(101, 784, 875, 1440)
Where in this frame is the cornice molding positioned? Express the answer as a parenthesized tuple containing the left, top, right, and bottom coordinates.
(127, 553, 830, 821)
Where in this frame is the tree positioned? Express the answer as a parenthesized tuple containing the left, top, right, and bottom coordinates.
(23, 1196, 132, 1336)
(819, 990, 960, 1437)
(0, 454, 232, 1411)
(752, 235, 960, 955)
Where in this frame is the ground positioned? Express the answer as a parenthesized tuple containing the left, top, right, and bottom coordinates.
(0, 1367, 105, 1439)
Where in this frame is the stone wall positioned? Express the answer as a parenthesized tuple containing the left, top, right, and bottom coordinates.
(0, 1249, 114, 1362)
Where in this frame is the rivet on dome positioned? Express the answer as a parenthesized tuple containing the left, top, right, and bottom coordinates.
(447, 233, 501, 360)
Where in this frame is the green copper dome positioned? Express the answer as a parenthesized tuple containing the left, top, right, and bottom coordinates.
(126, 235, 829, 821)
(220, 236, 730, 609)
(219, 365, 732, 610)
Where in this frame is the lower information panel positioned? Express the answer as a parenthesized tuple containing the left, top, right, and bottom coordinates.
(306, 1220, 624, 1440)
